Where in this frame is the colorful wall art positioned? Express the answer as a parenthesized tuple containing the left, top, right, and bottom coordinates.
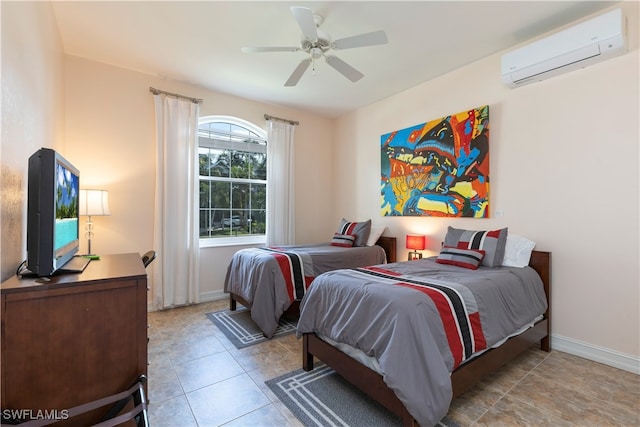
(381, 105, 490, 218)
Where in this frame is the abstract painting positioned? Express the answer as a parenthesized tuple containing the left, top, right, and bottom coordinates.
(381, 105, 489, 218)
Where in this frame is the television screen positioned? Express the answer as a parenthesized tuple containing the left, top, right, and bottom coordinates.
(54, 160, 79, 257)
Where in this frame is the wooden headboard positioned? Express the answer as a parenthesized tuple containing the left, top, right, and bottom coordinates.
(375, 236, 397, 263)
(528, 250, 551, 312)
(528, 250, 551, 351)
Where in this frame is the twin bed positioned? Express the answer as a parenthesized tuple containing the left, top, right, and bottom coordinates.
(224, 224, 550, 426)
(224, 234, 397, 338)
(298, 248, 551, 426)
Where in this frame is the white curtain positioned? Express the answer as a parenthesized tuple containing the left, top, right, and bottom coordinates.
(152, 94, 200, 309)
(266, 119, 296, 246)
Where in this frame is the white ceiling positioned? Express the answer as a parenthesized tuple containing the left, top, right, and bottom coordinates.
(51, 1, 615, 118)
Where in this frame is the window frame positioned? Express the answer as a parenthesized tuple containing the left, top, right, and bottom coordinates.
(198, 115, 267, 247)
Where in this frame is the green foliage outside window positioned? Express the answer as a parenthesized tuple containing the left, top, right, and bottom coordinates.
(198, 120, 266, 239)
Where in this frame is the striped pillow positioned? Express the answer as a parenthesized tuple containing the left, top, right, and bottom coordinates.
(337, 218, 371, 247)
(437, 247, 485, 270)
(330, 233, 356, 247)
(444, 226, 508, 267)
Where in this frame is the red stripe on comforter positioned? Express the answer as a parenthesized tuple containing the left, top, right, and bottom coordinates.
(271, 253, 295, 301)
(396, 282, 465, 368)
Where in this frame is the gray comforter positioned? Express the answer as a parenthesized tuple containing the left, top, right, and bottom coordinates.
(224, 243, 386, 338)
(296, 257, 547, 426)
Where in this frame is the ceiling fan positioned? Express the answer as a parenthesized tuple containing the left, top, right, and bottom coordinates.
(241, 6, 388, 86)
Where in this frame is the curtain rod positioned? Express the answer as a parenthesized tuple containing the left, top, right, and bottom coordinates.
(149, 87, 202, 104)
(264, 114, 299, 126)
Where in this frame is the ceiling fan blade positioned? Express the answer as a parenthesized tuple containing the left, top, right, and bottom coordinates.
(241, 46, 300, 53)
(333, 30, 388, 50)
(290, 6, 318, 42)
(284, 58, 312, 86)
(325, 55, 364, 82)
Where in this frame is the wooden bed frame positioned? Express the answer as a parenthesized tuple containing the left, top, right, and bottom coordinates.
(229, 235, 397, 314)
(302, 250, 551, 426)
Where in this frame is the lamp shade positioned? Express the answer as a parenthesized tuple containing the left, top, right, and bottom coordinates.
(406, 234, 426, 251)
(80, 189, 111, 216)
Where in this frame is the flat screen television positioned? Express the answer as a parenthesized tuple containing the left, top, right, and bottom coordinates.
(27, 148, 83, 276)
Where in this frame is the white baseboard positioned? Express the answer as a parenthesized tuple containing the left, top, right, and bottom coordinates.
(147, 291, 227, 312)
(551, 333, 640, 375)
(199, 289, 227, 303)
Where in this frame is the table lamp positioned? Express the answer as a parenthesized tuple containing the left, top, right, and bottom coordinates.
(406, 234, 425, 260)
(79, 189, 110, 255)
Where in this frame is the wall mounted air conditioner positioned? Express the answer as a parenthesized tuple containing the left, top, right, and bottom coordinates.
(501, 8, 626, 88)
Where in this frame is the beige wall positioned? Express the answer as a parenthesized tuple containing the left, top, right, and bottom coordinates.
(1, 1, 65, 281)
(333, 3, 639, 367)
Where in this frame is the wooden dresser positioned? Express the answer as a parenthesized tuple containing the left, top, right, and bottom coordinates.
(1, 253, 148, 426)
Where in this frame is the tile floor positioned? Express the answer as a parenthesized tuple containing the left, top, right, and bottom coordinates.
(147, 299, 639, 426)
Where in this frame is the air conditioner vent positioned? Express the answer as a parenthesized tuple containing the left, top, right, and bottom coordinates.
(501, 8, 626, 88)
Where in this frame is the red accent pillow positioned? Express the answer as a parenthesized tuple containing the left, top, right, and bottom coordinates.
(330, 233, 356, 247)
(337, 218, 371, 247)
(436, 247, 485, 270)
(443, 226, 507, 267)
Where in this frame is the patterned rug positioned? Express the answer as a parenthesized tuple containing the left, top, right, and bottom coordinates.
(266, 364, 460, 427)
(206, 308, 296, 349)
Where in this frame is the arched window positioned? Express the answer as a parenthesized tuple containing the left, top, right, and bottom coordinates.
(198, 116, 266, 245)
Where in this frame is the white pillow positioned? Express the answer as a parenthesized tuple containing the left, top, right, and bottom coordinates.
(502, 234, 536, 268)
(366, 226, 386, 246)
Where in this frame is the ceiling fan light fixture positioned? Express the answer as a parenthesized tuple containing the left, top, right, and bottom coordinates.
(301, 29, 331, 51)
(310, 47, 323, 59)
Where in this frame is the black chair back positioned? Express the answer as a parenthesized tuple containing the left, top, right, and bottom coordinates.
(141, 251, 156, 268)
